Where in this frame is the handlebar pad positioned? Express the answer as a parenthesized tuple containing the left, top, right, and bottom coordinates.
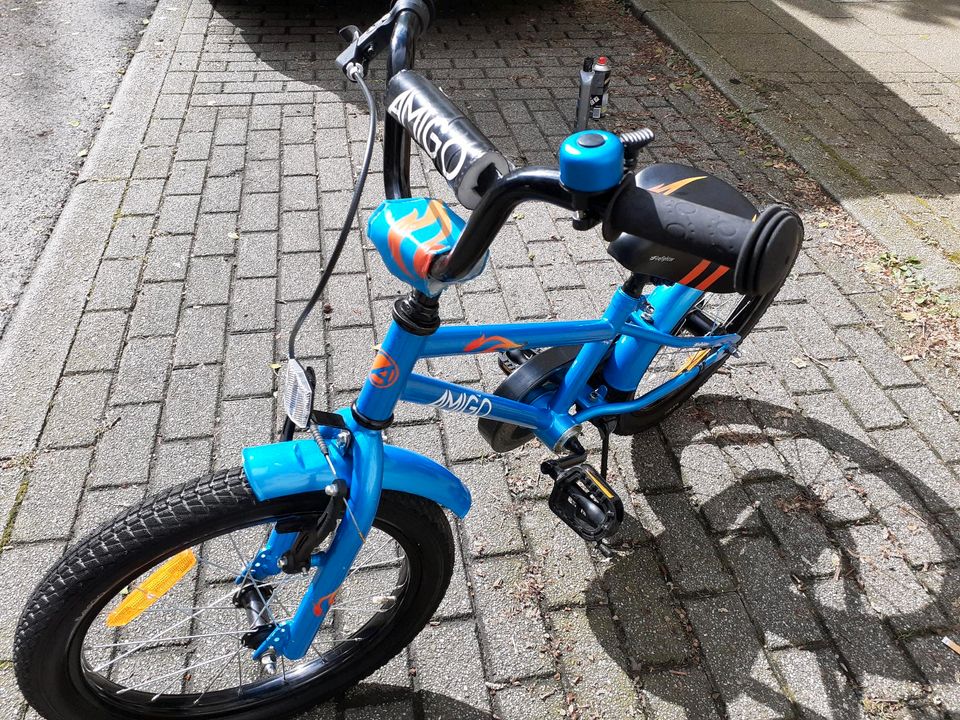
(387, 70, 512, 210)
(602, 180, 803, 296)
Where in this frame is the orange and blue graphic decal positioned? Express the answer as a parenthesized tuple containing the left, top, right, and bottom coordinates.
(368, 197, 478, 296)
(463, 334, 523, 353)
(369, 350, 400, 389)
(312, 590, 337, 617)
(678, 258, 729, 291)
(647, 175, 707, 196)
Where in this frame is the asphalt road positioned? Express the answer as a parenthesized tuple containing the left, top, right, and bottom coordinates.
(0, 0, 155, 338)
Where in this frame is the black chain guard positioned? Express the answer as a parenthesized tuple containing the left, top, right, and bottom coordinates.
(478, 346, 581, 453)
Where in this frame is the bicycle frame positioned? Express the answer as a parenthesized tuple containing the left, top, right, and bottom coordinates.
(241, 278, 738, 661)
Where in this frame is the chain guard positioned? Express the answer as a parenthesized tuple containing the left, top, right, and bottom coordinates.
(478, 346, 581, 453)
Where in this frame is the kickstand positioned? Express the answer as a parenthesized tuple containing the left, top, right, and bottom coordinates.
(599, 419, 613, 480)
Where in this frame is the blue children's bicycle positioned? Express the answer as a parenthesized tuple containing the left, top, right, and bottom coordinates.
(14, 2, 803, 718)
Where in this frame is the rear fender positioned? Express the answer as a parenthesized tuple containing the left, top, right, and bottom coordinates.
(242, 438, 471, 518)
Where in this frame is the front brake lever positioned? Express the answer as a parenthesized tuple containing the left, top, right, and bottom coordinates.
(334, 0, 433, 77)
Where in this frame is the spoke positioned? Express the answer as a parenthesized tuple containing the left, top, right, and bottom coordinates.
(116, 652, 240, 695)
(91, 630, 248, 649)
(192, 644, 247, 706)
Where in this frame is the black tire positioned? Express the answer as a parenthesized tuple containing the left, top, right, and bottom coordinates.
(14, 468, 454, 720)
(613, 284, 781, 435)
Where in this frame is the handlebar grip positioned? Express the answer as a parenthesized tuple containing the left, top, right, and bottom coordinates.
(386, 70, 512, 209)
(603, 180, 803, 296)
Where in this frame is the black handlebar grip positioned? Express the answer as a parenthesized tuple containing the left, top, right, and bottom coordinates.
(386, 70, 512, 209)
(603, 180, 803, 296)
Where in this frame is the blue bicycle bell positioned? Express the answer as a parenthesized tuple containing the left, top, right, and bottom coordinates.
(559, 130, 624, 193)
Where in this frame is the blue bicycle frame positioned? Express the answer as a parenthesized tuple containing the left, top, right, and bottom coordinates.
(240, 279, 738, 662)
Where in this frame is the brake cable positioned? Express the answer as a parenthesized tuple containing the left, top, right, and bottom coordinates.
(287, 64, 378, 362)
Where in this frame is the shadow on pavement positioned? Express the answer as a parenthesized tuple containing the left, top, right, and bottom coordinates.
(584, 394, 960, 718)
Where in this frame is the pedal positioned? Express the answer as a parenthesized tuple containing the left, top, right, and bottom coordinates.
(547, 463, 623, 542)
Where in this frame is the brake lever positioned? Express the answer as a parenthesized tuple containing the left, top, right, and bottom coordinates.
(335, 0, 432, 78)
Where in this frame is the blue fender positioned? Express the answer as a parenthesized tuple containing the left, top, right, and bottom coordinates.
(242, 438, 471, 518)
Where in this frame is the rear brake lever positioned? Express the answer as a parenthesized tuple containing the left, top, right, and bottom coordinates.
(335, 0, 432, 77)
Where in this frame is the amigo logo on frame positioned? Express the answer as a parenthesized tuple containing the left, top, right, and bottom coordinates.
(427, 389, 493, 417)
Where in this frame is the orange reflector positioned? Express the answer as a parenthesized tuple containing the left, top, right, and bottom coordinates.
(106, 549, 197, 627)
(674, 349, 711, 377)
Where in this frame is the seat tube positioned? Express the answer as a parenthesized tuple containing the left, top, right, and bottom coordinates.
(354, 319, 427, 424)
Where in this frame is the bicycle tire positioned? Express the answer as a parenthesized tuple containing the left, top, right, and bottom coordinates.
(14, 468, 454, 720)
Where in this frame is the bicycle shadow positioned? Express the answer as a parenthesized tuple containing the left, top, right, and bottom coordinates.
(310, 683, 504, 719)
(588, 392, 960, 718)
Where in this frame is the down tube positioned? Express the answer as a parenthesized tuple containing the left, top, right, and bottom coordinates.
(602, 284, 704, 392)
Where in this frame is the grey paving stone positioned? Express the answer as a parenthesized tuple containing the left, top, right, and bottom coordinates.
(89, 402, 161, 488)
(73, 484, 145, 538)
(173, 305, 227, 366)
(835, 326, 919, 388)
(229, 277, 276, 333)
(112, 336, 174, 405)
(41, 373, 111, 448)
(413, 620, 492, 719)
(214, 396, 274, 470)
(905, 635, 960, 713)
(161, 365, 220, 439)
(773, 648, 864, 720)
(747, 478, 840, 577)
(240, 192, 279, 232)
(193, 211, 239, 256)
(105, 215, 155, 258)
(873, 427, 960, 512)
(144, 234, 192, 282)
(519, 501, 599, 610)
(843, 523, 946, 635)
(87, 258, 141, 311)
(723, 535, 824, 649)
(638, 492, 733, 594)
(236, 231, 279, 278)
(454, 460, 525, 558)
(676, 442, 760, 533)
(642, 666, 722, 720)
(809, 576, 924, 700)
(606, 544, 693, 666)
(150, 437, 212, 492)
(129, 282, 182, 337)
(0, 541, 66, 659)
(157, 193, 200, 235)
(13, 448, 90, 541)
(492, 677, 566, 720)
(66, 311, 127, 373)
(684, 594, 790, 720)
(222, 332, 275, 398)
(0, 668, 25, 720)
(888, 386, 960, 464)
(550, 606, 641, 719)
(826, 359, 905, 430)
(184, 255, 233, 306)
(471, 554, 553, 681)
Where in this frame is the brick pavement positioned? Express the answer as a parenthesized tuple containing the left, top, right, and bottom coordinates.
(630, 0, 960, 290)
(1, 0, 960, 718)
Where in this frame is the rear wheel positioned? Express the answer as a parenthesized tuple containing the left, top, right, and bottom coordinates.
(14, 469, 454, 720)
(613, 283, 781, 435)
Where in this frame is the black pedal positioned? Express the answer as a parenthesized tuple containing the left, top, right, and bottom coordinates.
(548, 463, 623, 542)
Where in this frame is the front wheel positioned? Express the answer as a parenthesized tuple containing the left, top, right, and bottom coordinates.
(14, 468, 454, 720)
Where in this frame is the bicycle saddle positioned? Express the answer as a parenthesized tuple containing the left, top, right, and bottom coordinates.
(603, 163, 803, 296)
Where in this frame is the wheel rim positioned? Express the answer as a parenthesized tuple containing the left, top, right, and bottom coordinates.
(71, 513, 414, 716)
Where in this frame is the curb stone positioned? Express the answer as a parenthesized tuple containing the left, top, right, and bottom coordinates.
(0, 2, 188, 459)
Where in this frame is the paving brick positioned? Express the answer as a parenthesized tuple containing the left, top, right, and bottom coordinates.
(112, 336, 174, 404)
(129, 282, 182, 337)
(42, 373, 111, 448)
(162, 365, 220, 439)
(144, 234, 192, 282)
(873, 427, 960, 512)
(193, 211, 238, 255)
(905, 635, 960, 713)
(471, 554, 552, 681)
(550, 606, 641, 719)
(89, 402, 160, 488)
(66, 311, 127, 373)
(150, 437, 212, 491)
(888, 386, 960, 463)
(157, 193, 201, 235)
(413, 620, 492, 718)
(773, 648, 864, 720)
(455, 460, 525, 558)
(12, 448, 89, 541)
(215, 396, 273, 470)
(240, 192, 279, 231)
(173, 305, 227, 365)
(0, 542, 66, 658)
(73, 484, 145, 538)
(627, 429, 683, 492)
(519, 501, 599, 609)
(638, 492, 733, 594)
(236, 231, 278, 278)
(222, 332, 275, 398)
(87, 258, 141, 311)
(676, 442, 760, 533)
(723, 535, 824, 649)
(184, 255, 233, 306)
(230, 277, 275, 332)
(641, 666, 722, 720)
(492, 677, 566, 720)
(105, 215, 154, 258)
(835, 326, 919, 387)
(684, 594, 790, 720)
(809, 576, 924, 700)
(825, 359, 905, 430)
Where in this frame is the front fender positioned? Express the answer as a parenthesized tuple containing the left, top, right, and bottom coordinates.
(242, 438, 471, 518)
